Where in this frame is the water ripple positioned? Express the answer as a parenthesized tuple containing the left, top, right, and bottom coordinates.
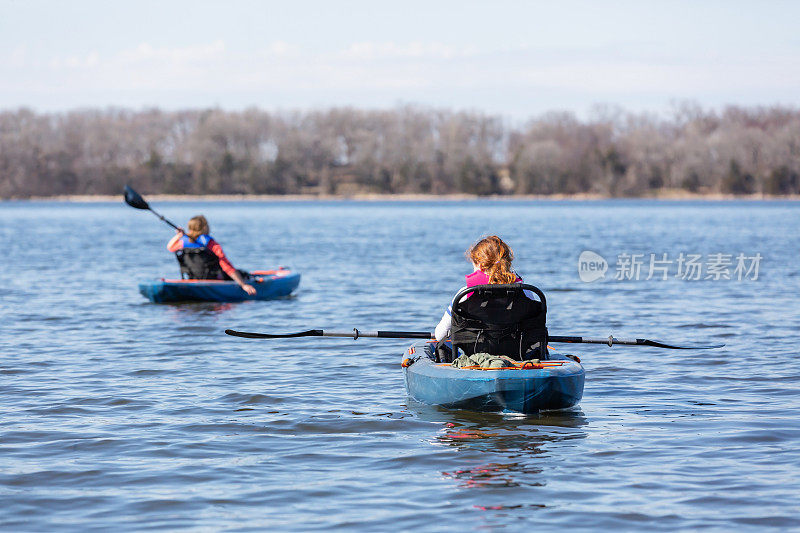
(1, 200, 799, 530)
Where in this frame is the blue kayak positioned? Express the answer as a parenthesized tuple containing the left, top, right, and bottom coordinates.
(402, 341, 584, 414)
(139, 269, 300, 303)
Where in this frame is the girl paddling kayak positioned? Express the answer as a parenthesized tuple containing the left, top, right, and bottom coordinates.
(167, 215, 256, 296)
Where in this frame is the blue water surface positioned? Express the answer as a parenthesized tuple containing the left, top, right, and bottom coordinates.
(1, 199, 799, 531)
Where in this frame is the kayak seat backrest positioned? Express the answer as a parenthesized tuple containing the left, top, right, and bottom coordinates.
(450, 283, 548, 361)
(175, 248, 224, 280)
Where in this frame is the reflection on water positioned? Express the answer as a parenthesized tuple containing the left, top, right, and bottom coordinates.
(443, 462, 544, 489)
(409, 401, 587, 499)
(164, 301, 235, 316)
(411, 401, 589, 431)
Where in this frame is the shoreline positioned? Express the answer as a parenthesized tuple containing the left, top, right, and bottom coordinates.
(3, 191, 800, 202)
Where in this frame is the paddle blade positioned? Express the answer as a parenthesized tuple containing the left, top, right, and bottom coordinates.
(123, 185, 150, 210)
(225, 329, 323, 339)
(641, 339, 726, 350)
(549, 335, 725, 350)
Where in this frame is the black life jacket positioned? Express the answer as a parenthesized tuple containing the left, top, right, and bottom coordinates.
(450, 283, 549, 361)
(175, 234, 225, 280)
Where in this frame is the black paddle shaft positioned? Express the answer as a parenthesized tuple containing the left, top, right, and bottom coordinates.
(224, 329, 433, 340)
(225, 329, 724, 349)
(123, 185, 181, 231)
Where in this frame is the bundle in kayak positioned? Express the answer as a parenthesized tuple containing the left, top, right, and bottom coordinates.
(139, 269, 300, 303)
(403, 282, 583, 413)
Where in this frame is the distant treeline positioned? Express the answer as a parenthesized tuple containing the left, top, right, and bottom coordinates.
(2, 104, 799, 198)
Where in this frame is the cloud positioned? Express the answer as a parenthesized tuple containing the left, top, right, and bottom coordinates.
(118, 40, 226, 65)
(340, 41, 475, 60)
(261, 41, 298, 57)
(2, 37, 800, 116)
(5, 46, 27, 68)
(48, 51, 101, 70)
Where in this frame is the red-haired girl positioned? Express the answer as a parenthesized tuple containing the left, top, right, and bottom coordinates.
(434, 235, 527, 341)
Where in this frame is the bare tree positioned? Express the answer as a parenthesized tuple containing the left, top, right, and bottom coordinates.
(2, 104, 799, 199)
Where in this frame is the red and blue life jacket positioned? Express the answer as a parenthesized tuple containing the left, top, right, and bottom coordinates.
(176, 234, 225, 280)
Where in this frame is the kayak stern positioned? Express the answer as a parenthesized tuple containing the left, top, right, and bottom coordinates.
(403, 342, 584, 414)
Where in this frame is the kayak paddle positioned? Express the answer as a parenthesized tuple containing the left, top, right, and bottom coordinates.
(224, 329, 724, 349)
(225, 329, 433, 340)
(123, 185, 181, 231)
(547, 335, 724, 350)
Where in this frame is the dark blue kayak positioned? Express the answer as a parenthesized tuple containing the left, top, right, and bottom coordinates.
(402, 341, 584, 414)
(139, 269, 300, 303)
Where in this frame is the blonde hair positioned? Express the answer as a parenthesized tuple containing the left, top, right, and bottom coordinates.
(187, 215, 209, 241)
(467, 235, 516, 284)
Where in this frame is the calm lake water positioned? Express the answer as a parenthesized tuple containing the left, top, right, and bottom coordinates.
(1, 199, 799, 531)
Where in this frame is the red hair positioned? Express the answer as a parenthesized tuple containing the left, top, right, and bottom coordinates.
(467, 235, 516, 284)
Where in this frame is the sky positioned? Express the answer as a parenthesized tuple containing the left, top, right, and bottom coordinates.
(1, 0, 799, 119)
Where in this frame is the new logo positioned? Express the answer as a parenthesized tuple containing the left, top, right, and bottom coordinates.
(578, 251, 608, 283)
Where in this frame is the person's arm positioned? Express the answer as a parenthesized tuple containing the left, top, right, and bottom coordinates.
(228, 270, 256, 295)
(434, 306, 452, 341)
(206, 239, 236, 276)
(435, 286, 470, 340)
(167, 229, 185, 252)
(207, 239, 256, 295)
